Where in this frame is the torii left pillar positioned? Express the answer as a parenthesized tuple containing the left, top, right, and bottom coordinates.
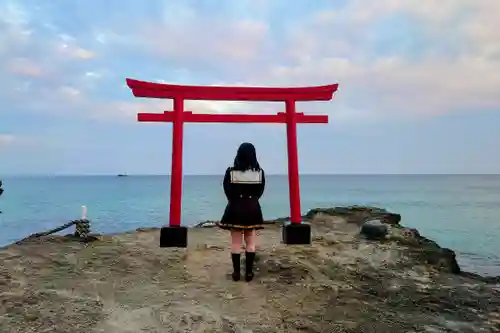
(126, 78, 338, 247)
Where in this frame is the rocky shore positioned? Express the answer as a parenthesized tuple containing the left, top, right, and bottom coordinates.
(1, 206, 499, 332)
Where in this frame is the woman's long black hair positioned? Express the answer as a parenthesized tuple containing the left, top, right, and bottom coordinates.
(233, 142, 261, 171)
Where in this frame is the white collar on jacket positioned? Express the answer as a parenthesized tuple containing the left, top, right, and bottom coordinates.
(230, 169, 262, 184)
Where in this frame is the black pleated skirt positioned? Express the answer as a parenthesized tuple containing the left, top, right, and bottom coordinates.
(218, 198, 264, 230)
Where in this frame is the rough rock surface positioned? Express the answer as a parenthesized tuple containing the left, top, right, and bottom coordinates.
(1, 207, 499, 332)
(360, 219, 389, 240)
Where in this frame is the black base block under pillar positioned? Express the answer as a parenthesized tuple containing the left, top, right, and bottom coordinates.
(282, 223, 311, 245)
(160, 226, 188, 248)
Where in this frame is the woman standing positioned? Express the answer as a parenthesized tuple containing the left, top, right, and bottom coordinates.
(217, 142, 265, 282)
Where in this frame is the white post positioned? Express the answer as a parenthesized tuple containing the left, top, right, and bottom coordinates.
(81, 205, 87, 219)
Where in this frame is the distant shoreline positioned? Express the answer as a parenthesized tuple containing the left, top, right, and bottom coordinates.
(1, 173, 499, 178)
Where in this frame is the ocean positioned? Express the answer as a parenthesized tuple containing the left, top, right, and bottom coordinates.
(0, 175, 499, 276)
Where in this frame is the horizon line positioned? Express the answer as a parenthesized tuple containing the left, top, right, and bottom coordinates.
(1, 173, 499, 177)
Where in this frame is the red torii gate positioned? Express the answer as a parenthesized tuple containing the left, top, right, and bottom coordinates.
(126, 78, 339, 247)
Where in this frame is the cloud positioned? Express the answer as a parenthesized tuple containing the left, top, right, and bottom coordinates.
(0, 134, 40, 150)
(266, 56, 500, 117)
(49, 95, 279, 123)
(0, 1, 32, 52)
(255, 0, 500, 118)
(96, 0, 498, 121)
(0, 1, 97, 92)
(6, 57, 43, 77)
(139, 18, 268, 64)
(2, 0, 500, 119)
(1, 0, 500, 175)
(56, 37, 95, 60)
(0, 134, 16, 147)
(2, 0, 500, 122)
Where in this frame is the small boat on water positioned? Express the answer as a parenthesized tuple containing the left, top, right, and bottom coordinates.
(117, 174, 128, 177)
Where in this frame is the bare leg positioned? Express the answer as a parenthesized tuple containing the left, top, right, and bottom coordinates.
(230, 230, 243, 281)
(243, 229, 257, 281)
(243, 229, 256, 252)
(230, 230, 243, 253)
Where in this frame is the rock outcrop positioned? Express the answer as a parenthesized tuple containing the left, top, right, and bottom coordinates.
(304, 205, 402, 225)
(306, 206, 462, 275)
(1, 206, 499, 332)
(360, 219, 389, 240)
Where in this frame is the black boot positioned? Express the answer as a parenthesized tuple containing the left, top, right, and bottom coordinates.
(245, 252, 256, 282)
(231, 253, 241, 281)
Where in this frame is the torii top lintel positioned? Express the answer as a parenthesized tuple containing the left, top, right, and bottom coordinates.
(126, 78, 339, 102)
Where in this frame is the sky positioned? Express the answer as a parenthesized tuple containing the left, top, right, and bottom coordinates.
(1, 0, 499, 175)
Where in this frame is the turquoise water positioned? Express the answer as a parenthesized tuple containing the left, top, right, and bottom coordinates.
(0, 175, 499, 276)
